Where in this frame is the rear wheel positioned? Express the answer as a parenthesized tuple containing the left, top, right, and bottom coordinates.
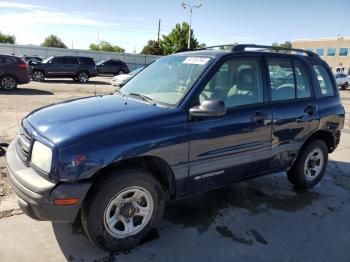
(31, 70, 45, 82)
(77, 72, 89, 83)
(117, 70, 125, 75)
(81, 168, 165, 251)
(287, 140, 328, 189)
(341, 82, 348, 90)
(0, 75, 17, 90)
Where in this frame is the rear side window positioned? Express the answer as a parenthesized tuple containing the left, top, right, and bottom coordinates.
(313, 65, 335, 97)
(268, 59, 295, 101)
(268, 59, 312, 101)
(62, 57, 79, 64)
(79, 57, 95, 65)
(294, 61, 311, 98)
(0, 57, 16, 65)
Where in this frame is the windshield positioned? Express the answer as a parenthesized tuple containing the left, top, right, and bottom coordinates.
(96, 61, 105, 65)
(121, 55, 212, 106)
(41, 56, 54, 64)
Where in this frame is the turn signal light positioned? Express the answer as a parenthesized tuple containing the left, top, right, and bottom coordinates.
(54, 198, 79, 206)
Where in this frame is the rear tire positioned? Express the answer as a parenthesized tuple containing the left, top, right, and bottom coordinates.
(0, 75, 17, 90)
(342, 82, 348, 90)
(117, 70, 125, 75)
(287, 140, 328, 190)
(81, 168, 165, 251)
(77, 72, 89, 83)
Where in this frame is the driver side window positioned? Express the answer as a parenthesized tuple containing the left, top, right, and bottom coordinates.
(199, 58, 264, 108)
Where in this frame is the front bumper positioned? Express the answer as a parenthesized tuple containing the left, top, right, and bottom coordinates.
(6, 140, 91, 222)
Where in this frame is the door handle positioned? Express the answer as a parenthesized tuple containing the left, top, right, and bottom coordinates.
(304, 104, 317, 115)
(251, 111, 267, 124)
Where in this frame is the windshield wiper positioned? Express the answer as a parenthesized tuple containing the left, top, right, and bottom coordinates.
(128, 93, 156, 105)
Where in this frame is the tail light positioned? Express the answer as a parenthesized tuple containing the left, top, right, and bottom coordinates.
(18, 61, 28, 70)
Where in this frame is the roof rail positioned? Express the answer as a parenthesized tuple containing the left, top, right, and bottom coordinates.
(232, 44, 318, 57)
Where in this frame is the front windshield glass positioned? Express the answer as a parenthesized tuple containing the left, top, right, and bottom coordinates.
(121, 55, 212, 106)
(41, 56, 53, 63)
(129, 67, 144, 76)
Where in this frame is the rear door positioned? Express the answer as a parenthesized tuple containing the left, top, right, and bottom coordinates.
(61, 57, 79, 75)
(266, 57, 319, 170)
(188, 56, 273, 190)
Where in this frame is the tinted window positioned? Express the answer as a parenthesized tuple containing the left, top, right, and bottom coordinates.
(339, 48, 348, 56)
(313, 65, 335, 97)
(316, 48, 324, 56)
(0, 57, 16, 64)
(79, 57, 95, 65)
(51, 57, 64, 64)
(62, 57, 79, 64)
(199, 58, 263, 108)
(268, 59, 295, 101)
(294, 61, 311, 98)
(327, 48, 336, 56)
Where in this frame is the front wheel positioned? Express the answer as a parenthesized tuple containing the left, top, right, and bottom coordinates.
(31, 70, 45, 81)
(81, 168, 165, 251)
(287, 140, 328, 189)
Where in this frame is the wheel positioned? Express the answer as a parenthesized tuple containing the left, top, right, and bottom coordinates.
(342, 82, 348, 90)
(81, 168, 165, 251)
(287, 140, 328, 189)
(117, 70, 125, 75)
(31, 70, 45, 82)
(0, 75, 17, 90)
(77, 72, 89, 83)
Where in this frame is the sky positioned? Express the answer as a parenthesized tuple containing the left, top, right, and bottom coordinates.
(0, 0, 350, 53)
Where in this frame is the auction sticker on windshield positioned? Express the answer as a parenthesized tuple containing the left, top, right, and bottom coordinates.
(183, 57, 211, 65)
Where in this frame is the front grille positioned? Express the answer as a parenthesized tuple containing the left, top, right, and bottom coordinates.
(16, 126, 32, 164)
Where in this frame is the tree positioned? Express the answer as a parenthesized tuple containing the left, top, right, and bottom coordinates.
(41, 35, 67, 48)
(89, 41, 125, 53)
(272, 41, 292, 53)
(161, 22, 204, 55)
(141, 40, 164, 55)
(0, 31, 16, 44)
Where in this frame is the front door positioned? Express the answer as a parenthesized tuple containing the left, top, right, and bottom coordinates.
(188, 57, 272, 190)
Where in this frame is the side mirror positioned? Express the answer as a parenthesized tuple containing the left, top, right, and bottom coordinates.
(190, 99, 226, 118)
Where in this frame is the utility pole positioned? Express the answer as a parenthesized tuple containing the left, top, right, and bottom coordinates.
(181, 2, 202, 49)
(157, 19, 161, 42)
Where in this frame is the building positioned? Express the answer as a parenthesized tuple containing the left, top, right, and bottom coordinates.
(292, 37, 350, 74)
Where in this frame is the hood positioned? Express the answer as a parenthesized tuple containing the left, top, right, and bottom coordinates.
(112, 74, 132, 81)
(26, 94, 167, 146)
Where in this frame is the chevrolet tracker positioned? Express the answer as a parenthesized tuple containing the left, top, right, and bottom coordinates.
(6, 44, 345, 251)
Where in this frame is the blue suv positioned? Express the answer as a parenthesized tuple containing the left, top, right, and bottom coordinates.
(6, 45, 345, 251)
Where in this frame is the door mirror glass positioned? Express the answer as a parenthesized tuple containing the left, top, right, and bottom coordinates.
(190, 99, 226, 117)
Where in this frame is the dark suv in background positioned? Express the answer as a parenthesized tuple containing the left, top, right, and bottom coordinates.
(0, 54, 30, 90)
(96, 59, 129, 75)
(6, 45, 345, 251)
(30, 56, 98, 83)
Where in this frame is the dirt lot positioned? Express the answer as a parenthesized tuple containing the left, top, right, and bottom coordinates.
(0, 76, 115, 203)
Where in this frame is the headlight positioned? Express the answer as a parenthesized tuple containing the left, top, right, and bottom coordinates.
(31, 141, 52, 173)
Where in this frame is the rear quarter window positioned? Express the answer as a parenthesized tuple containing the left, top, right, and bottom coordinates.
(313, 65, 335, 97)
(0, 57, 16, 65)
(79, 57, 95, 65)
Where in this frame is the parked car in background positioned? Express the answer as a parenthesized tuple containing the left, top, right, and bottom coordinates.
(23, 56, 43, 65)
(6, 44, 345, 251)
(111, 67, 144, 88)
(96, 59, 129, 75)
(30, 56, 98, 83)
(0, 54, 30, 90)
(334, 73, 348, 89)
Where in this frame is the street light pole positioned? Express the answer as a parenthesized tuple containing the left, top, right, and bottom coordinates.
(181, 2, 202, 50)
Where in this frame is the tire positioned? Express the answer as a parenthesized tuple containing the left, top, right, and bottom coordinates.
(342, 82, 348, 90)
(77, 72, 89, 83)
(117, 70, 125, 75)
(31, 70, 45, 82)
(287, 140, 328, 190)
(81, 168, 165, 251)
(0, 75, 17, 90)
